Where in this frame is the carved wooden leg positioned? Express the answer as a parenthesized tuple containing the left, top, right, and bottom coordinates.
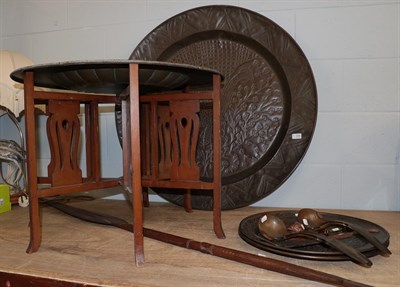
(27, 185, 41, 253)
(24, 71, 42, 253)
(27, 195, 41, 253)
(142, 187, 150, 207)
(213, 186, 225, 239)
(129, 64, 144, 266)
(183, 189, 193, 213)
(212, 74, 225, 239)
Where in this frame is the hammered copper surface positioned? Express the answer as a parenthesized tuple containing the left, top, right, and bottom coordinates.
(10, 60, 220, 95)
(239, 211, 390, 261)
(115, 5, 318, 210)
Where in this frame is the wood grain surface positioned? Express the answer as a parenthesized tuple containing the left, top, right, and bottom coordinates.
(0, 196, 398, 287)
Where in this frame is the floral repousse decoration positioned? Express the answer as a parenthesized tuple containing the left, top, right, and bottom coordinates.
(116, 5, 317, 210)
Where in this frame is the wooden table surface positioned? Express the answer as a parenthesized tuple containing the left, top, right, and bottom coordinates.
(0, 197, 399, 287)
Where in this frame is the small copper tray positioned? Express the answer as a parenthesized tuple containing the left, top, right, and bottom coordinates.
(239, 211, 390, 261)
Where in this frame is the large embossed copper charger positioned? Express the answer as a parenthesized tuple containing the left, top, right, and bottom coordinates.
(115, 5, 318, 210)
(239, 211, 390, 261)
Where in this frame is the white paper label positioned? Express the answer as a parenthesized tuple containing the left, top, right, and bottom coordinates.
(292, 133, 302, 139)
(261, 215, 268, 223)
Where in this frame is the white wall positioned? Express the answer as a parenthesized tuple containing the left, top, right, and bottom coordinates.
(0, 0, 399, 211)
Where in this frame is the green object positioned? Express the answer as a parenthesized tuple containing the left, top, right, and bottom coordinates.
(0, 184, 11, 213)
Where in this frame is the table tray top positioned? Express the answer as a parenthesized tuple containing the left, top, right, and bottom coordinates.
(10, 59, 222, 95)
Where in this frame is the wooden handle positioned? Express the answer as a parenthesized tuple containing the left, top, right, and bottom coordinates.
(324, 220, 391, 257)
(297, 230, 372, 267)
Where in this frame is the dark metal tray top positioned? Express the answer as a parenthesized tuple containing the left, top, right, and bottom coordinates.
(10, 60, 221, 95)
(116, 5, 318, 210)
(239, 211, 390, 261)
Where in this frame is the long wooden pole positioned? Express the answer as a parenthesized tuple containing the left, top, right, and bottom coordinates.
(45, 201, 373, 287)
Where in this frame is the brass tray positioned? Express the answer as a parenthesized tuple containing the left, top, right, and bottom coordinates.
(116, 5, 318, 210)
(239, 211, 390, 261)
(10, 60, 220, 95)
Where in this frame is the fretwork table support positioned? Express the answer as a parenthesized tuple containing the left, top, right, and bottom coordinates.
(23, 73, 121, 255)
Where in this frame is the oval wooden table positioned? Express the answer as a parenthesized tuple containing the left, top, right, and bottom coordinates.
(10, 60, 223, 266)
